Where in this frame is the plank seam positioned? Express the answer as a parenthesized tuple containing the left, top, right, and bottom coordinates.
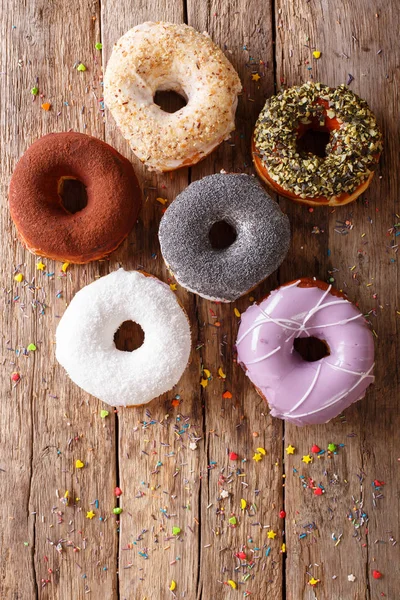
(27, 346, 39, 599)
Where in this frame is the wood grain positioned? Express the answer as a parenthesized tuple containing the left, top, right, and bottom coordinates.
(275, 1, 400, 598)
(1, 0, 399, 599)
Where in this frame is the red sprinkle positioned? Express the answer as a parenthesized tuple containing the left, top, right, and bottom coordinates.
(373, 570, 382, 579)
(374, 480, 385, 487)
(279, 510, 286, 518)
(229, 452, 239, 461)
(114, 487, 123, 497)
(236, 551, 246, 559)
(311, 444, 321, 453)
(314, 487, 323, 496)
(11, 372, 20, 382)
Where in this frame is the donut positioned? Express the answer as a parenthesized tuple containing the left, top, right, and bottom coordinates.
(9, 132, 141, 263)
(252, 82, 382, 206)
(158, 174, 291, 302)
(104, 22, 242, 172)
(236, 278, 375, 425)
(56, 269, 191, 407)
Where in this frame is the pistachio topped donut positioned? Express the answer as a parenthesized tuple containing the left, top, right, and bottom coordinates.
(253, 82, 383, 206)
(104, 22, 242, 171)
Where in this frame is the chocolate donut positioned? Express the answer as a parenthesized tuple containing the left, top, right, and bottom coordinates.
(158, 174, 291, 302)
(9, 132, 142, 263)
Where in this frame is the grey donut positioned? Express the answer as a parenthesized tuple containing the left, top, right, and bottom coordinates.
(158, 174, 291, 301)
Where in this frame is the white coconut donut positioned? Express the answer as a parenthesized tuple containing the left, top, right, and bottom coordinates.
(104, 22, 242, 171)
(55, 269, 191, 407)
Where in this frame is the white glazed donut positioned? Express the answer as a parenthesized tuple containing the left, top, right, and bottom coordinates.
(55, 269, 191, 407)
(104, 22, 242, 171)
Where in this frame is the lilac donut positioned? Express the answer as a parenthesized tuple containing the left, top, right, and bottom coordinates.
(236, 278, 375, 426)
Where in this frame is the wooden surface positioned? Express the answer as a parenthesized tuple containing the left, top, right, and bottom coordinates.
(0, 1, 398, 599)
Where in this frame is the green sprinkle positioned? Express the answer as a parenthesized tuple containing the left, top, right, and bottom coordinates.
(95, 43, 103, 50)
(172, 526, 181, 535)
(31, 87, 39, 96)
(77, 63, 87, 72)
(100, 410, 109, 419)
(113, 507, 123, 515)
(328, 443, 337, 452)
(27, 343, 37, 352)
(229, 516, 237, 525)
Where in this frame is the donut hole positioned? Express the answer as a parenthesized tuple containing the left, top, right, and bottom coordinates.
(58, 177, 88, 214)
(296, 128, 331, 158)
(154, 90, 187, 114)
(293, 336, 330, 362)
(209, 220, 237, 250)
(114, 320, 145, 352)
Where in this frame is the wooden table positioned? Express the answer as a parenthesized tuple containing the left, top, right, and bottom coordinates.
(1, 1, 398, 599)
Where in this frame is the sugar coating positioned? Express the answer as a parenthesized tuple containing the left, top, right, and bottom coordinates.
(56, 269, 191, 407)
(104, 22, 242, 171)
(158, 174, 291, 301)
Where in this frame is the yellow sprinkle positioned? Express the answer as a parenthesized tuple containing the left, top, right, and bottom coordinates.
(14, 273, 23, 282)
(169, 580, 176, 591)
(218, 367, 226, 379)
(156, 197, 168, 205)
(75, 459, 84, 469)
(253, 453, 262, 462)
(227, 580, 237, 589)
(36, 261, 46, 271)
(240, 498, 247, 510)
(396, 311, 400, 315)
(64, 490, 69, 498)
(309, 577, 319, 586)
(200, 378, 208, 388)
(350, 265, 356, 271)
(256, 447, 266, 455)
(361, 233, 366, 237)
(234, 308, 241, 318)
(313, 50, 321, 59)
(61, 262, 70, 273)
(86, 510, 95, 519)
(281, 543, 286, 553)
(169, 283, 177, 291)
(251, 73, 261, 81)
(203, 368, 211, 378)
(372, 329, 378, 338)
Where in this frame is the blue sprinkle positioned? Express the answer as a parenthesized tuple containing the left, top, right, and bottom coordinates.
(265, 547, 271, 557)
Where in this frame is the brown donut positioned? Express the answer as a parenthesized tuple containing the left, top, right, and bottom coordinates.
(9, 132, 142, 263)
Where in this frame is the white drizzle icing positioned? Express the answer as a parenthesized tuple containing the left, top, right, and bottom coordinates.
(245, 346, 281, 365)
(284, 363, 322, 415)
(282, 363, 375, 420)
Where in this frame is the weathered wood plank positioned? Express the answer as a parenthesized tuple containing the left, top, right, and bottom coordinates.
(0, 1, 119, 599)
(186, 3, 285, 599)
(100, 3, 206, 599)
(275, 1, 400, 598)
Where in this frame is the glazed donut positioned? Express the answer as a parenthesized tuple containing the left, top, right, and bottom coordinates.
(56, 269, 191, 407)
(252, 82, 382, 206)
(236, 278, 375, 426)
(158, 174, 290, 302)
(104, 22, 242, 171)
(9, 132, 141, 263)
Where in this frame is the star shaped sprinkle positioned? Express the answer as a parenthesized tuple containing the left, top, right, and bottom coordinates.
(347, 574, 356, 582)
(36, 262, 46, 271)
(253, 453, 262, 462)
(328, 443, 337, 452)
(252, 73, 261, 81)
(302, 454, 312, 464)
(286, 445, 295, 455)
(86, 510, 95, 519)
(309, 577, 320, 586)
(267, 530, 277, 539)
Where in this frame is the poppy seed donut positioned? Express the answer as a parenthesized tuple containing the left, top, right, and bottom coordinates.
(158, 174, 291, 302)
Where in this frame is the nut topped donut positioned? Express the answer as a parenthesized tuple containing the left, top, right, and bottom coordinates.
(9, 132, 141, 263)
(159, 174, 290, 302)
(104, 22, 242, 171)
(253, 82, 383, 206)
(236, 278, 375, 426)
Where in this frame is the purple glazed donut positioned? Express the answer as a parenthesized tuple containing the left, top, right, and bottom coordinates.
(236, 278, 375, 426)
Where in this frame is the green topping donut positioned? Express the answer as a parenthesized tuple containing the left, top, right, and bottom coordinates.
(253, 82, 383, 199)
